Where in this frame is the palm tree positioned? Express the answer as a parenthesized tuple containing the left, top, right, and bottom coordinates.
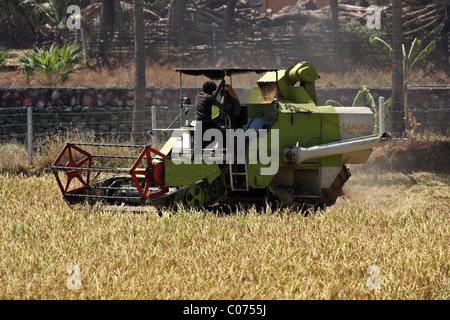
(131, 0, 146, 143)
(17, 52, 35, 86)
(24, 43, 83, 86)
(370, 37, 435, 131)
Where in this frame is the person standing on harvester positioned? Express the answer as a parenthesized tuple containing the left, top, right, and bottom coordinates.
(195, 79, 225, 148)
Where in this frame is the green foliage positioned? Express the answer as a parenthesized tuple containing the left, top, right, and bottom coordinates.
(0, 51, 9, 69)
(370, 36, 436, 130)
(369, 36, 392, 57)
(325, 86, 376, 108)
(325, 100, 344, 107)
(352, 85, 376, 108)
(54, 42, 84, 83)
(17, 52, 35, 85)
(369, 36, 436, 83)
(18, 43, 83, 86)
(403, 38, 436, 81)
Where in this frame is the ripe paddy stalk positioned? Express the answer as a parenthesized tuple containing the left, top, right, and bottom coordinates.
(0, 169, 448, 299)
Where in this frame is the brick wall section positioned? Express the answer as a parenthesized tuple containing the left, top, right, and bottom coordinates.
(0, 86, 448, 142)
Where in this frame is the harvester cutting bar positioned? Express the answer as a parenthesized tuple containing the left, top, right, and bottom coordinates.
(63, 194, 145, 206)
(63, 194, 144, 201)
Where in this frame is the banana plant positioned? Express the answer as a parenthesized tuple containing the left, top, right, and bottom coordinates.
(325, 85, 391, 134)
(369, 36, 436, 130)
(326, 86, 376, 108)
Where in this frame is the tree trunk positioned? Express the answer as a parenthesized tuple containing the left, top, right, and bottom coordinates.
(100, 0, 115, 61)
(168, 0, 186, 27)
(168, 0, 186, 47)
(391, 0, 405, 136)
(132, 0, 147, 143)
(330, 0, 339, 65)
(404, 81, 409, 130)
(223, 0, 237, 32)
(330, 0, 339, 32)
(115, 0, 124, 31)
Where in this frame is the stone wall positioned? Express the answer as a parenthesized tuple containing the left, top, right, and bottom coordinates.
(0, 86, 448, 143)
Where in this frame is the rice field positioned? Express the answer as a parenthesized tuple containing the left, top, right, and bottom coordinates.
(0, 165, 448, 299)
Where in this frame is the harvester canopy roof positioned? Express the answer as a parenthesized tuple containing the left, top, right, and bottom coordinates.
(174, 68, 278, 80)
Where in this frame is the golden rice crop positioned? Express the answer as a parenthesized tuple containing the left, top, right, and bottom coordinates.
(0, 168, 448, 300)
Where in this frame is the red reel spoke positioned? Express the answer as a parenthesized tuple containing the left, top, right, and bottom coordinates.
(53, 144, 92, 195)
(75, 156, 90, 167)
(67, 146, 74, 163)
(129, 147, 168, 200)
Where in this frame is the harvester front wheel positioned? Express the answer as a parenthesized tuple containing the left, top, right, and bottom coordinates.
(185, 184, 205, 208)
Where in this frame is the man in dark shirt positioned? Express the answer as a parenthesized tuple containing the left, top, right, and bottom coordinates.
(196, 80, 225, 122)
(195, 80, 225, 149)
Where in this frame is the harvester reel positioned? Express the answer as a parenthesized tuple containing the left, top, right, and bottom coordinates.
(52, 143, 169, 205)
(52, 143, 92, 195)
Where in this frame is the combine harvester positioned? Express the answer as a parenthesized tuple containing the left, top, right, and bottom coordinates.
(52, 62, 391, 210)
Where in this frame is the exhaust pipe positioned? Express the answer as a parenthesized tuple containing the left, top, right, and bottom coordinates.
(284, 133, 392, 164)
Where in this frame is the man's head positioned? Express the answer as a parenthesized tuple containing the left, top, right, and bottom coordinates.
(203, 81, 217, 95)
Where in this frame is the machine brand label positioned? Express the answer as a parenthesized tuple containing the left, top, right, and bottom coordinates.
(341, 123, 372, 136)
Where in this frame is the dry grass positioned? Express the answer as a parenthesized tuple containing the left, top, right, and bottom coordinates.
(315, 67, 449, 88)
(0, 134, 448, 299)
(0, 144, 30, 174)
(0, 168, 448, 299)
(1, 62, 447, 88)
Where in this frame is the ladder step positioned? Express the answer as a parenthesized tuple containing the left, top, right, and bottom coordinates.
(229, 160, 249, 191)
